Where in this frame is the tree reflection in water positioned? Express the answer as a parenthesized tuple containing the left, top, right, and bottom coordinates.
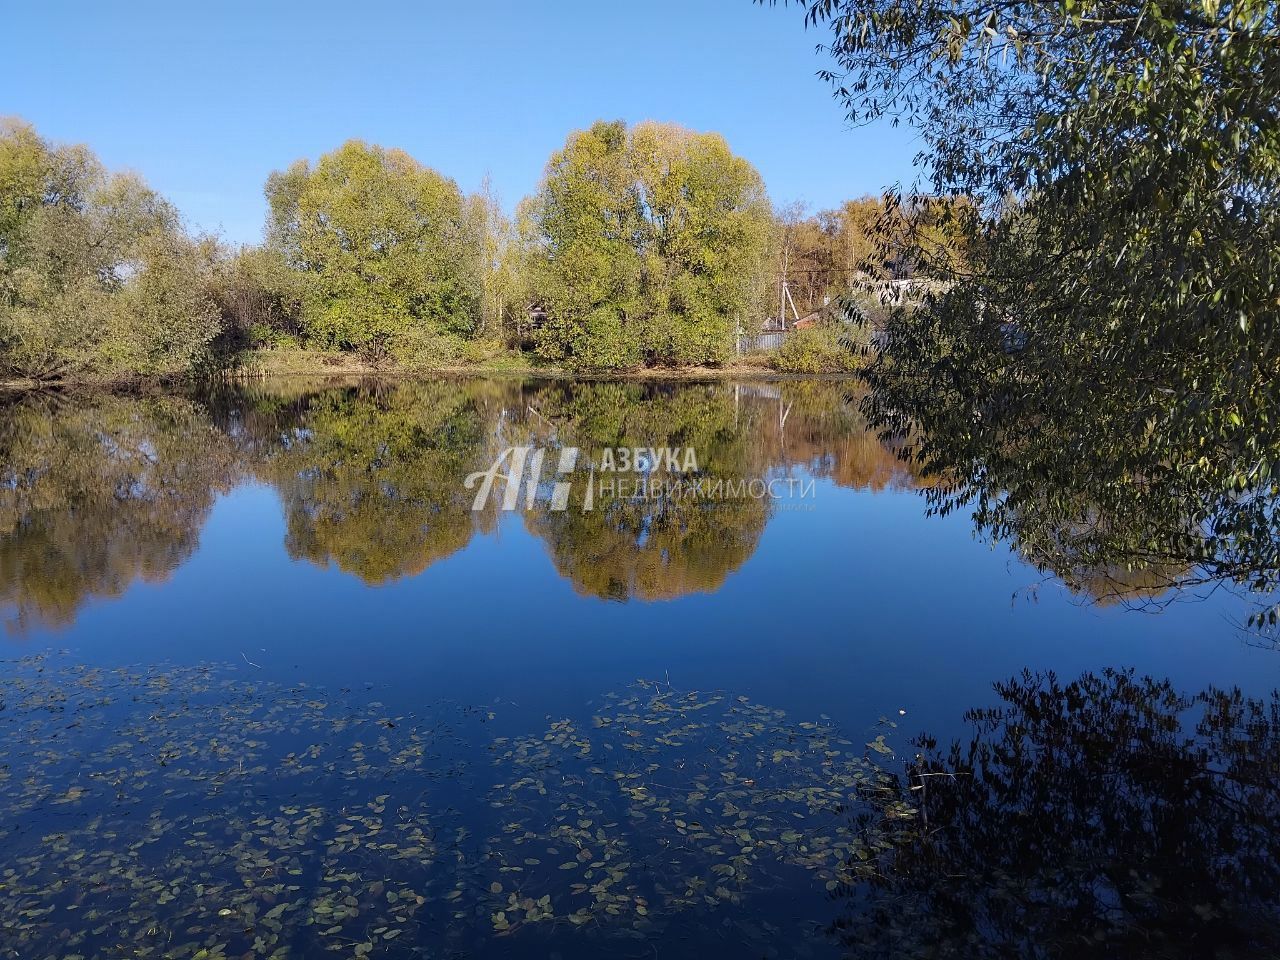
(0, 393, 237, 633)
(838, 670, 1280, 959)
(247, 380, 512, 584)
(516, 381, 770, 600)
(514, 379, 941, 600)
(0, 375, 1261, 629)
(862, 292, 1280, 624)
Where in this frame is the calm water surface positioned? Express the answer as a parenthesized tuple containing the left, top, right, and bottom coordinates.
(2, 377, 1276, 958)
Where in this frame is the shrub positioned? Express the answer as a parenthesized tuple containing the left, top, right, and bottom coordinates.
(771, 327, 861, 374)
(208, 245, 304, 351)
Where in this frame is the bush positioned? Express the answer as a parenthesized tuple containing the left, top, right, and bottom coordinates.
(771, 327, 861, 374)
(208, 246, 304, 351)
(387, 327, 466, 370)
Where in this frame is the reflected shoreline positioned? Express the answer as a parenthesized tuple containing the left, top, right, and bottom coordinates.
(0, 378, 927, 632)
(3, 373, 1263, 636)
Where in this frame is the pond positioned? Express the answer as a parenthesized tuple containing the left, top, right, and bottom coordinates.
(2, 377, 1278, 958)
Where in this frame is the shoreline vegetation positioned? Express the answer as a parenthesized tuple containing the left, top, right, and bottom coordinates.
(0, 117, 966, 390)
(231, 349, 797, 382)
(0, 351, 863, 395)
(5, 0, 1276, 617)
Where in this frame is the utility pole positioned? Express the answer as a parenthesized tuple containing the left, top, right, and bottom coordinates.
(778, 223, 792, 330)
(783, 282, 801, 324)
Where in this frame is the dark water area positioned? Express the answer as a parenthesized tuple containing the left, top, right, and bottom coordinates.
(2, 377, 1278, 958)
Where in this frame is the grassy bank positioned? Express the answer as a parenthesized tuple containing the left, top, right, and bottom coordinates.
(1, 348, 863, 394)
(229, 348, 860, 382)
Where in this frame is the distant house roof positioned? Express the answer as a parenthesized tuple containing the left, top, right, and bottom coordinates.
(762, 301, 840, 332)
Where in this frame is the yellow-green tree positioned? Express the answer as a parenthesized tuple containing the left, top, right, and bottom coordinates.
(525, 121, 773, 370)
(265, 140, 483, 352)
(0, 119, 220, 380)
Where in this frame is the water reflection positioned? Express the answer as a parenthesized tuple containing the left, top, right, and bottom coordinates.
(862, 313, 1280, 621)
(0, 374, 1252, 632)
(838, 669, 1280, 959)
(0, 378, 931, 630)
(517, 382, 771, 600)
(757, 380, 928, 494)
(246, 381, 508, 583)
(0, 394, 236, 633)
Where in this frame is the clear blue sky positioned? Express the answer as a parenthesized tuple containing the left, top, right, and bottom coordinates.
(3, 0, 922, 245)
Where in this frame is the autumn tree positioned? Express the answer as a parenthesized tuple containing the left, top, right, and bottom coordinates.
(772, 0, 1280, 620)
(472, 175, 527, 343)
(0, 119, 221, 380)
(525, 120, 774, 369)
(768, 194, 973, 325)
(774, 201, 834, 316)
(264, 140, 484, 354)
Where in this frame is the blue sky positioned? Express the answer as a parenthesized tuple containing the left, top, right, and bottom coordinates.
(4, 0, 923, 245)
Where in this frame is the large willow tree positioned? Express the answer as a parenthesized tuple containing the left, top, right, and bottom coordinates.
(265, 140, 484, 352)
(775, 0, 1280, 616)
(0, 120, 220, 380)
(525, 120, 774, 370)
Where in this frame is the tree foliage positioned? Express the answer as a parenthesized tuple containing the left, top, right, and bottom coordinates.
(0, 119, 221, 380)
(775, 195, 972, 312)
(773, 0, 1280, 612)
(525, 121, 774, 369)
(208, 244, 306, 352)
(265, 140, 484, 352)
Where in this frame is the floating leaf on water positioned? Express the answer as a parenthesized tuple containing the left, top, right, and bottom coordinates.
(0, 657, 906, 957)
